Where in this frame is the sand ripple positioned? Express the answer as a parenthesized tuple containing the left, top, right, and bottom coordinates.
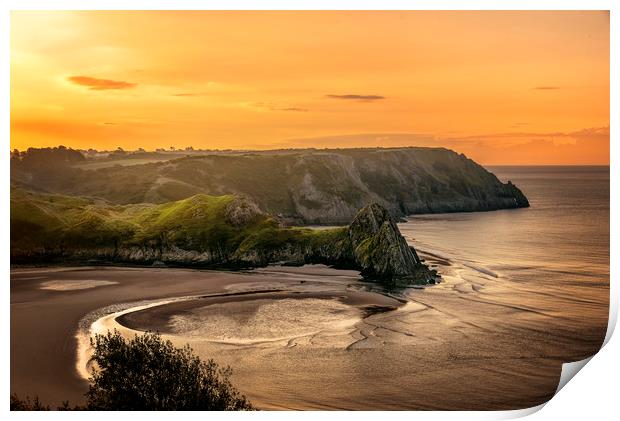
(168, 298, 361, 344)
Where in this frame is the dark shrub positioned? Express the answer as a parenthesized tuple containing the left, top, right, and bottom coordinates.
(10, 394, 50, 410)
(85, 331, 253, 410)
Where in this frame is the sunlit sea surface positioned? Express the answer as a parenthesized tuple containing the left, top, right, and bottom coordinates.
(403, 166, 609, 291)
(85, 166, 610, 410)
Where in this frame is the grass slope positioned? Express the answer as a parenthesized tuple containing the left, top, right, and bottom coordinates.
(10, 187, 348, 266)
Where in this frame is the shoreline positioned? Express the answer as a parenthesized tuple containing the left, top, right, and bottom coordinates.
(75, 280, 406, 383)
(11, 255, 607, 410)
(11, 264, 384, 407)
(116, 290, 402, 334)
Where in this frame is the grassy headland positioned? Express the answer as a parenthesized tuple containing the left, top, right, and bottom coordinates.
(11, 147, 529, 225)
(11, 186, 433, 284)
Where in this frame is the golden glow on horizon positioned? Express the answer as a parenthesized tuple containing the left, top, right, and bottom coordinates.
(11, 11, 609, 164)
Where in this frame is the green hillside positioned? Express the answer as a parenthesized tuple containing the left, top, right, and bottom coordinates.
(10, 187, 433, 284)
(10, 187, 345, 266)
(11, 147, 529, 225)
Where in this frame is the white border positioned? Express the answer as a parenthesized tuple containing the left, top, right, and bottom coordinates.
(2, 1, 618, 11)
(2, 1, 617, 420)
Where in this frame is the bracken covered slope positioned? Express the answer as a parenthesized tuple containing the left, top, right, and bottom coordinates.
(11, 147, 529, 225)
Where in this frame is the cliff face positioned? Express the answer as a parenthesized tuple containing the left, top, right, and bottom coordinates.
(348, 203, 431, 282)
(12, 147, 529, 225)
(11, 189, 434, 285)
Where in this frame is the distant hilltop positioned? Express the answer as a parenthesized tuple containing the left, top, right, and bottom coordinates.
(11, 146, 529, 225)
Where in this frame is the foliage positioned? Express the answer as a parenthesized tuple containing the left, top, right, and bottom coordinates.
(11, 145, 85, 168)
(10, 394, 51, 410)
(12, 332, 253, 411)
(86, 331, 253, 410)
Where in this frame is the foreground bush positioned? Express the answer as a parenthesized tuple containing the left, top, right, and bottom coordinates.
(12, 331, 253, 411)
(86, 331, 253, 410)
(10, 395, 80, 411)
(10, 394, 50, 410)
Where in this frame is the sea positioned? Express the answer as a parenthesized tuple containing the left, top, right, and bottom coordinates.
(402, 165, 609, 294)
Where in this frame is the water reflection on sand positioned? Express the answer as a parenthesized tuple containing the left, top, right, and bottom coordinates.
(72, 252, 606, 410)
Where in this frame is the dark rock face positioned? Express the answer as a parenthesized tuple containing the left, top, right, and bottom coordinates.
(347, 203, 433, 284)
(504, 181, 530, 208)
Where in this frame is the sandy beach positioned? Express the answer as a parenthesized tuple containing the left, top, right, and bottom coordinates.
(11, 249, 608, 410)
(11, 266, 296, 406)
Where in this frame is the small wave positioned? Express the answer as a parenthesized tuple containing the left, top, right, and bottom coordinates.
(75, 297, 193, 380)
(417, 249, 453, 265)
(463, 263, 499, 278)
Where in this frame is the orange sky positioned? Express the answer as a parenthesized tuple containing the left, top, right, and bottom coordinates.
(10, 11, 610, 164)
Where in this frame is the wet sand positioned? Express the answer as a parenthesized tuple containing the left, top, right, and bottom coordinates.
(11, 266, 326, 406)
(11, 257, 607, 410)
(117, 289, 401, 336)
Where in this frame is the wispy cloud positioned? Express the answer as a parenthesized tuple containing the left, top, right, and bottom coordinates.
(172, 92, 211, 97)
(252, 102, 308, 112)
(170, 82, 226, 97)
(570, 126, 609, 138)
(68, 75, 136, 90)
(281, 133, 436, 148)
(533, 86, 560, 90)
(275, 107, 308, 112)
(277, 126, 609, 164)
(448, 126, 609, 142)
(326, 94, 385, 101)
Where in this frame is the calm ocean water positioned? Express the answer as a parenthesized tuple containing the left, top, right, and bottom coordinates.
(402, 166, 609, 291)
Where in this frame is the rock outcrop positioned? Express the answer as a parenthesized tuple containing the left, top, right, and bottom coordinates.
(229, 203, 434, 284)
(347, 203, 434, 284)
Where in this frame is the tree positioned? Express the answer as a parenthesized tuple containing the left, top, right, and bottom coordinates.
(10, 394, 50, 410)
(12, 146, 85, 169)
(11, 394, 84, 411)
(85, 331, 253, 410)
